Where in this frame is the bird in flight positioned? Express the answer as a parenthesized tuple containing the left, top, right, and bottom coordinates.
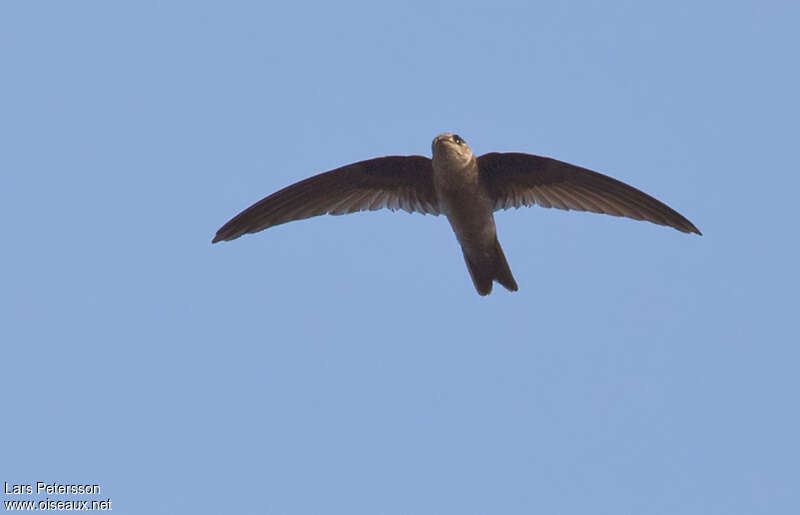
(213, 133, 700, 295)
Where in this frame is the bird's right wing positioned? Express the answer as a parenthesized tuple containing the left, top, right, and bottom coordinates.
(213, 156, 440, 243)
(478, 152, 701, 234)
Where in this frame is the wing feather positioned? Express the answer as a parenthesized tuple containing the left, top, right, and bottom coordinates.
(478, 152, 700, 234)
(213, 155, 439, 242)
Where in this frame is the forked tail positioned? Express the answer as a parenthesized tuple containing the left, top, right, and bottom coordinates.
(462, 236, 519, 296)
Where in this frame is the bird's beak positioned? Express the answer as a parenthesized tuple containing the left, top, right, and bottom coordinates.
(431, 136, 442, 155)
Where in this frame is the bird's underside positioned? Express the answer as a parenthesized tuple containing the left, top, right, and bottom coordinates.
(213, 133, 700, 295)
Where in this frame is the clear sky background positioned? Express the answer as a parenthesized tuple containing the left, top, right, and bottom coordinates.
(2, 1, 798, 514)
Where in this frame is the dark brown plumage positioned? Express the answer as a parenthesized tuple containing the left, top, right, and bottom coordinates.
(213, 156, 438, 243)
(213, 135, 700, 294)
(478, 153, 701, 235)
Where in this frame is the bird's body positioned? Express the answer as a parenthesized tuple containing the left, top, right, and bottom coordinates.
(431, 134, 517, 294)
(213, 133, 700, 295)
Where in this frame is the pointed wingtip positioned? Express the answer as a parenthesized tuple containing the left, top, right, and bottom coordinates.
(677, 226, 702, 236)
(213, 228, 243, 243)
(673, 218, 701, 236)
(685, 223, 702, 236)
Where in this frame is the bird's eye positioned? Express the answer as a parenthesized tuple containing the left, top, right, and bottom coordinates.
(453, 134, 464, 145)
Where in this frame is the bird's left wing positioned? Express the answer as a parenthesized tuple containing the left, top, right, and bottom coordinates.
(478, 152, 701, 234)
(213, 156, 439, 243)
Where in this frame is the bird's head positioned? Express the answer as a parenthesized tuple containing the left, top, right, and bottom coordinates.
(432, 133, 475, 168)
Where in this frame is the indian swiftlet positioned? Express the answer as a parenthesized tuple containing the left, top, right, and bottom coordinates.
(213, 133, 700, 295)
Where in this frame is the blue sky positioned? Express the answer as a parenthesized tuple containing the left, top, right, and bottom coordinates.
(2, 1, 798, 514)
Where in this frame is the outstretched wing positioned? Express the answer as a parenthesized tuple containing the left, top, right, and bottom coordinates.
(213, 155, 440, 243)
(478, 152, 701, 235)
